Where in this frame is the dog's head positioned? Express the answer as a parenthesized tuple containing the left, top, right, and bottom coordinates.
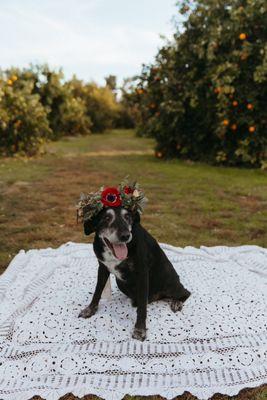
(84, 207, 140, 260)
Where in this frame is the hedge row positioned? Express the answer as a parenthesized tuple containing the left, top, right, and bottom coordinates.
(128, 0, 267, 168)
(0, 65, 132, 156)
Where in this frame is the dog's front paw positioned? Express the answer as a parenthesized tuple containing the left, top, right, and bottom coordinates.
(170, 299, 183, 313)
(132, 327, 146, 341)
(78, 305, 97, 319)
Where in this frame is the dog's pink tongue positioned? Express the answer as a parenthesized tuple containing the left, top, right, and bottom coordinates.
(113, 243, 128, 260)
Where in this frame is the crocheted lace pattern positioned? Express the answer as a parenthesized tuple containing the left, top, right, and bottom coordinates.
(0, 242, 266, 400)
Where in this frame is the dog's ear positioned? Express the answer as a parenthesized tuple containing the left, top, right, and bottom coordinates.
(83, 216, 98, 235)
(84, 220, 94, 235)
(133, 211, 141, 224)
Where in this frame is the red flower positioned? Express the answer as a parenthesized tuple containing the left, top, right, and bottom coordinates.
(124, 186, 134, 195)
(101, 187, 122, 207)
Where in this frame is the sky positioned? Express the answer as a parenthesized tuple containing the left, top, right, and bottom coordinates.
(0, 0, 177, 85)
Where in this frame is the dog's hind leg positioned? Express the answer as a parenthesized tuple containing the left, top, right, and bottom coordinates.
(147, 292, 184, 312)
(163, 283, 191, 313)
(170, 299, 184, 312)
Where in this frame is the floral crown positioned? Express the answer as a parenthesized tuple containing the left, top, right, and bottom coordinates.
(77, 178, 147, 223)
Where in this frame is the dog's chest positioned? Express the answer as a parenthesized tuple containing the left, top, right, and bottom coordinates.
(100, 248, 133, 280)
(100, 248, 123, 279)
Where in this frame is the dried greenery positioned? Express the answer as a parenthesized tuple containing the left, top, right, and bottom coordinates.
(77, 178, 147, 222)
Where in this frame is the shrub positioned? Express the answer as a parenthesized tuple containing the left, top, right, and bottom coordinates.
(113, 104, 136, 129)
(35, 66, 68, 139)
(84, 83, 119, 133)
(116, 78, 140, 129)
(65, 78, 120, 133)
(0, 73, 51, 156)
(57, 94, 92, 137)
(134, 0, 267, 167)
(29, 66, 92, 139)
(0, 64, 134, 156)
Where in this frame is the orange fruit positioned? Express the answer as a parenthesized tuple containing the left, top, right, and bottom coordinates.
(223, 119, 229, 126)
(239, 33, 247, 40)
(231, 124, 237, 131)
(7, 79, 13, 85)
(247, 103, 253, 110)
(232, 101, 238, 107)
(249, 126, 255, 133)
(14, 120, 22, 128)
(12, 75, 18, 81)
(240, 52, 248, 60)
(182, 5, 189, 12)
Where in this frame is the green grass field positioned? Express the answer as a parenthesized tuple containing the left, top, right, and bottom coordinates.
(0, 129, 266, 400)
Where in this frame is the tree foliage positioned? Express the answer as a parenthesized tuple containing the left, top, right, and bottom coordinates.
(0, 71, 51, 156)
(132, 0, 267, 167)
(0, 65, 126, 156)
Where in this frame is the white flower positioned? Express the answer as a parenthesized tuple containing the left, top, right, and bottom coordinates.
(133, 189, 140, 198)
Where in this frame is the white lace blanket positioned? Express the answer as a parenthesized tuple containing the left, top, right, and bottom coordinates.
(0, 242, 266, 400)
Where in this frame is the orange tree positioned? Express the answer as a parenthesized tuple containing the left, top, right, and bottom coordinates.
(32, 66, 92, 139)
(0, 71, 51, 156)
(65, 77, 120, 133)
(133, 0, 267, 167)
(0, 65, 125, 155)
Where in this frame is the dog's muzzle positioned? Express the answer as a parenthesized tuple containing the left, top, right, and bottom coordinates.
(104, 238, 129, 260)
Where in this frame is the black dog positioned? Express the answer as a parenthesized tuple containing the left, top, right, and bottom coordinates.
(79, 206, 190, 341)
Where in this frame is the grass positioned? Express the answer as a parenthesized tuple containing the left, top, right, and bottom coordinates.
(0, 129, 266, 400)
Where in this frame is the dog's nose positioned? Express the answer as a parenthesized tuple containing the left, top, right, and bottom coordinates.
(119, 232, 130, 242)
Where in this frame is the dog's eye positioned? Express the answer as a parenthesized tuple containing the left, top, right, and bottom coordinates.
(124, 213, 131, 221)
(104, 215, 111, 222)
